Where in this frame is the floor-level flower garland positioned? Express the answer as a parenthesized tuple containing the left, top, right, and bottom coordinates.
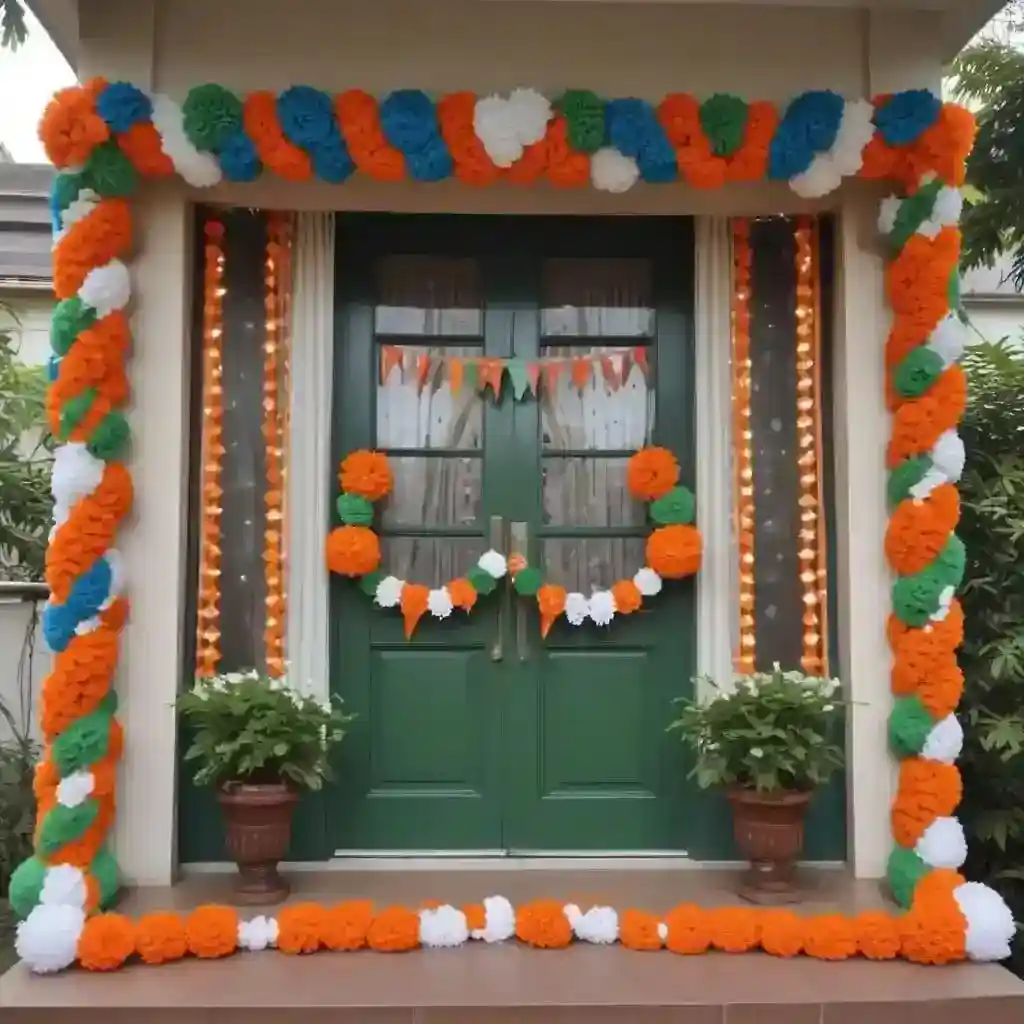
(12, 78, 1015, 974)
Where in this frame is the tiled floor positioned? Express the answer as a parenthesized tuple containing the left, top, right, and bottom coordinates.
(3, 869, 1024, 1023)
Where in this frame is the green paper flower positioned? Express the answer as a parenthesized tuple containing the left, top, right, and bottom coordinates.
(512, 567, 543, 597)
(7, 856, 47, 919)
(889, 696, 934, 758)
(894, 346, 944, 399)
(650, 486, 695, 526)
(892, 565, 948, 628)
(84, 141, 139, 198)
(887, 179, 942, 252)
(933, 534, 965, 589)
(38, 800, 100, 856)
(699, 93, 748, 158)
(182, 84, 244, 152)
(51, 297, 96, 357)
(887, 456, 931, 509)
(359, 569, 385, 596)
(59, 387, 97, 440)
(51, 172, 88, 224)
(338, 493, 374, 526)
(91, 846, 120, 909)
(559, 89, 606, 154)
(887, 846, 929, 909)
(88, 411, 131, 462)
(467, 566, 497, 596)
(51, 705, 115, 777)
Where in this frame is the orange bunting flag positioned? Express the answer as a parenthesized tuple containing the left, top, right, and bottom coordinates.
(381, 345, 403, 383)
(416, 353, 432, 392)
(571, 357, 592, 392)
(542, 361, 565, 392)
(527, 363, 541, 394)
(633, 347, 649, 375)
(449, 357, 464, 395)
(400, 583, 430, 639)
(479, 358, 504, 398)
(601, 356, 621, 391)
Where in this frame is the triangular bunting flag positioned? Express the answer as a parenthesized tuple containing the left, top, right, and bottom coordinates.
(463, 360, 479, 392)
(507, 358, 531, 401)
(633, 346, 649, 375)
(449, 358, 464, 395)
(543, 361, 565, 392)
(601, 356, 620, 391)
(480, 359, 504, 399)
(571, 357, 592, 392)
(381, 345, 403, 383)
(527, 362, 541, 394)
(416, 353, 432, 392)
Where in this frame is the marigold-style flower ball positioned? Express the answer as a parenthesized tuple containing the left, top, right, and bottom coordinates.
(325, 525, 382, 577)
(339, 449, 392, 501)
(627, 446, 680, 501)
(646, 524, 703, 579)
(515, 900, 573, 949)
(77, 913, 137, 971)
(135, 911, 189, 965)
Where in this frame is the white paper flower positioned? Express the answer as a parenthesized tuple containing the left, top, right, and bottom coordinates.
(56, 770, 94, 809)
(419, 905, 469, 948)
(931, 186, 964, 227)
(921, 713, 963, 764)
(39, 865, 87, 909)
(470, 895, 516, 943)
(953, 882, 1016, 961)
(428, 587, 453, 620)
(79, 260, 131, 318)
(51, 443, 105, 527)
(790, 99, 874, 199)
(570, 905, 619, 945)
(57, 188, 100, 237)
(591, 147, 640, 193)
(588, 590, 616, 627)
(927, 314, 967, 367)
(149, 93, 223, 188)
(238, 915, 278, 951)
(633, 567, 662, 597)
(478, 549, 507, 579)
(930, 430, 966, 483)
(878, 195, 902, 236)
(473, 89, 551, 168)
(16, 903, 86, 974)
(930, 585, 956, 623)
(374, 575, 404, 608)
(564, 592, 589, 626)
(915, 816, 967, 869)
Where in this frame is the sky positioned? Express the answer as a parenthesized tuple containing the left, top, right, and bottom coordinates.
(0, 8, 75, 163)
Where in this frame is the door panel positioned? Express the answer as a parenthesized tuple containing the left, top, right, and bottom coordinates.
(331, 215, 696, 854)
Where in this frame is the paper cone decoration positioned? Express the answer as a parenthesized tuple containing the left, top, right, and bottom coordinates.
(401, 583, 430, 638)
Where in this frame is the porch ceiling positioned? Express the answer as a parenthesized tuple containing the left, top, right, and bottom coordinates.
(28, 0, 1005, 75)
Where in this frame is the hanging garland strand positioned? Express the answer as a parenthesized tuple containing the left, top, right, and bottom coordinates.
(195, 218, 226, 678)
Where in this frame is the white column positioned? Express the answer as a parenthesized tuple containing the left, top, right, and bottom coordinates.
(693, 217, 736, 693)
(285, 213, 336, 701)
(834, 190, 894, 879)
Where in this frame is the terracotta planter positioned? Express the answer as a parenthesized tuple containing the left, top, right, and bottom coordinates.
(727, 787, 813, 905)
(217, 782, 299, 906)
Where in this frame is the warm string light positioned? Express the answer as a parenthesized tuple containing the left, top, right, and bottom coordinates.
(274, 215, 294, 677)
(731, 218, 756, 674)
(195, 219, 226, 677)
(262, 215, 288, 679)
(793, 216, 829, 676)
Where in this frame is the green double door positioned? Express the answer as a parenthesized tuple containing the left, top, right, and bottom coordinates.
(330, 214, 696, 854)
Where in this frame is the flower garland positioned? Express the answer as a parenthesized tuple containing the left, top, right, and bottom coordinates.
(9, 892, 1010, 972)
(324, 450, 508, 638)
(13, 78, 1015, 975)
(39, 81, 973, 199)
(511, 447, 701, 635)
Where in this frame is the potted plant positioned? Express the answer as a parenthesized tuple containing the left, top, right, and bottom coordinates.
(668, 664, 844, 904)
(178, 670, 354, 905)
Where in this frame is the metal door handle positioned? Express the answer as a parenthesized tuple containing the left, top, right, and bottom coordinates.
(510, 521, 529, 662)
(489, 515, 506, 662)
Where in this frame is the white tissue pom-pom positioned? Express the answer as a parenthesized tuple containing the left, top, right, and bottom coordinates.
(908, 467, 948, 501)
(74, 616, 102, 637)
(916, 816, 967, 869)
(238, 915, 278, 951)
(478, 549, 508, 579)
(57, 189, 100, 236)
(51, 443, 104, 526)
(419, 905, 469, 948)
(474, 89, 551, 168)
(657, 921, 669, 941)
(39, 865, 87, 909)
(428, 588, 454, 620)
(16, 903, 86, 974)
(930, 585, 956, 623)
(932, 187, 964, 227)
(79, 260, 131, 318)
(56, 770, 94, 809)
(953, 882, 1017, 962)
(927, 314, 967, 367)
(374, 575, 404, 609)
(591, 148, 640, 193)
(563, 903, 582, 928)
(922, 714, 964, 764)
(104, 549, 126, 599)
(633, 567, 662, 597)
(878, 196, 902, 236)
(565, 592, 589, 626)
(791, 99, 875, 198)
(588, 590, 616, 627)
(931, 430, 966, 483)
(471, 895, 516, 943)
(150, 93, 223, 188)
(572, 906, 619, 945)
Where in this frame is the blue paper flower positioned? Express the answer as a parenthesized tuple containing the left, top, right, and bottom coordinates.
(312, 135, 355, 183)
(277, 86, 336, 149)
(379, 90, 453, 182)
(43, 556, 113, 652)
(96, 81, 153, 134)
(218, 131, 263, 182)
(768, 90, 845, 180)
(606, 99, 676, 184)
(874, 90, 941, 148)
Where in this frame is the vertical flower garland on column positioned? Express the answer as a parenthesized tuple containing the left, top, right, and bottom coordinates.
(274, 215, 294, 655)
(793, 217, 828, 675)
(10, 80, 136, 972)
(195, 218, 226, 677)
(263, 216, 287, 678)
(731, 218, 756, 673)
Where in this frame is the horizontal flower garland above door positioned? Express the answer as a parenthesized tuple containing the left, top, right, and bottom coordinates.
(40, 81, 971, 198)
(512, 447, 702, 635)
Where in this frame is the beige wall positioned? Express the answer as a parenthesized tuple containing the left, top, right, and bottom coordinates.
(74, 0, 950, 884)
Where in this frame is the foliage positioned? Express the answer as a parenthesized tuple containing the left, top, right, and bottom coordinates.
(0, 0, 25, 50)
(957, 339, 1024, 973)
(0, 692, 37, 914)
(0, 317, 53, 582)
(667, 666, 845, 794)
(950, 34, 1024, 290)
(178, 671, 356, 790)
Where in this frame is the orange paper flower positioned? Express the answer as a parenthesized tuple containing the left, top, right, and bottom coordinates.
(758, 910, 805, 958)
(537, 583, 568, 639)
(664, 904, 711, 955)
(447, 577, 478, 612)
(855, 911, 902, 961)
(185, 905, 239, 959)
(707, 907, 760, 953)
(627, 446, 680, 501)
(646, 525, 703, 579)
(619, 909, 664, 951)
(610, 579, 643, 615)
(340, 449, 393, 501)
(884, 484, 959, 576)
(462, 903, 487, 933)
(77, 913, 136, 972)
(515, 900, 572, 949)
(277, 902, 326, 955)
(325, 525, 381, 577)
(891, 759, 962, 848)
(135, 912, 189, 965)
(321, 900, 375, 951)
(802, 914, 858, 961)
(400, 583, 430, 638)
(366, 906, 420, 952)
